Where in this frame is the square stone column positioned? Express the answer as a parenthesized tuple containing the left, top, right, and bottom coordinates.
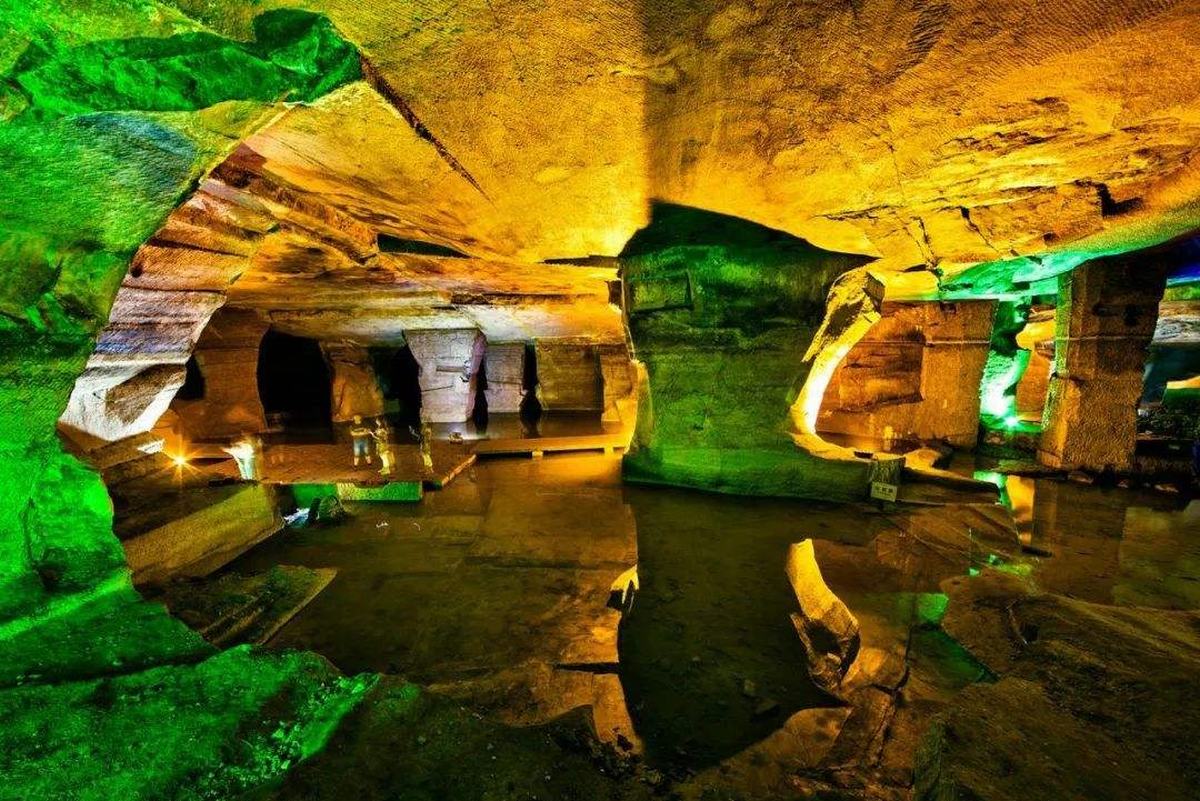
(482, 342, 527, 414)
(1038, 257, 1169, 472)
(405, 329, 486, 423)
(171, 308, 269, 440)
(598, 343, 637, 424)
(323, 342, 385, 423)
(534, 340, 603, 412)
(816, 300, 994, 448)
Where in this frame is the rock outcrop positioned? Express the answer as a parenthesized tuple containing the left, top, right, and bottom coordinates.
(786, 540, 862, 694)
(919, 569, 1200, 801)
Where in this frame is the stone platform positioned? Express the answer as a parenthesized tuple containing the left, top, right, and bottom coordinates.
(207, 440, 477, 489)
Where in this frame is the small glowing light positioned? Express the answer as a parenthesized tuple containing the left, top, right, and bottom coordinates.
(1003, 415, 1021, 429)
(171, 454, 188, 467)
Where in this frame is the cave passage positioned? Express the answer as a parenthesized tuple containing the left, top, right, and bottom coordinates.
(374, 345, 423, 429)
(13, 2, 1200, 797)
(257, 330, 333, 431)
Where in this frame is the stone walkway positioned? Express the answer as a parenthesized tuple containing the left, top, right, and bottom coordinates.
(209, 440, 477, 488)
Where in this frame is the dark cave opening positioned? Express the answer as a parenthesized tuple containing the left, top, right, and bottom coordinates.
(257, 330, 333, 431)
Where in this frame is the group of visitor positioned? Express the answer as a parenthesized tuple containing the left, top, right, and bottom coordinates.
(349, 416, 435, 477)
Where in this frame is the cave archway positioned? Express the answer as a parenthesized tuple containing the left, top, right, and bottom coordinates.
(256, 330, 332, 431)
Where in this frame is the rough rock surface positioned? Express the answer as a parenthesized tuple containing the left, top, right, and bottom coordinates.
(786, 539, 862, 694)
(621, 203, 874, 498)
(1040, 251, 1171, 471)
(405, 328, 486, 423)
(534, 340, 604, 412)
(324, 342, 386, 422)
(6, 0, 1200, 797)
(481, 341, 527, 414)
(819, 300, 995, 447)
(920, 569, 1200, 801)
(170, 307, 269, 441)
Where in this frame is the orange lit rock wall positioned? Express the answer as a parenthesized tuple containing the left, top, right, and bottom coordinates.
(171, 309, 269, 441)
(818, 300, 994, 447)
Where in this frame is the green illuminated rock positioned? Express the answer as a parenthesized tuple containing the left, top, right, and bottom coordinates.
(0, 2, 358, 624)
(0, 646, 377, 801)
(0, 7, 371, 794)
(9, 10, 360, 118)
(978, 301, 1032, 430)
(620, 203, 871, 499)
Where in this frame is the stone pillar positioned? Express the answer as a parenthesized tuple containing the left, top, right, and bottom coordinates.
(171, 308, 269, 440)
(482, 342, 527, 414)
(405, 329, 486, 423)
(598, 342, 637, 425)
(323, 343, 385, 423)
(534, 340, 603, 412)
(816, 300, 994, 447)
(1014, 307, 1055, 420)
(1038, 257, 1170, 472)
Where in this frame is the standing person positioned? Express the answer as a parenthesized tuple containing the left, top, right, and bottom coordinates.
(419, 420, 434, 474)
(350, 415, 373, 467)
(372, 419, 394, 477)
(223, 435, 261, 481)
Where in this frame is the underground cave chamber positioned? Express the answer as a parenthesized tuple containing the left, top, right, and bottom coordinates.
(4, 2, 1200, 800)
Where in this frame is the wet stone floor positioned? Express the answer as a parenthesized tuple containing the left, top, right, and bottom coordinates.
(225, 451, 1200, 778)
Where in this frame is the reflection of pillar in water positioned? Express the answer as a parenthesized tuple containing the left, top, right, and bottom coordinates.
(1004, 475, 1036, 547)
(1028, 479, 1123, 603)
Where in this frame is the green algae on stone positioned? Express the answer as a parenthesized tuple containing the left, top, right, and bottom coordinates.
(7, 9, 361, 118)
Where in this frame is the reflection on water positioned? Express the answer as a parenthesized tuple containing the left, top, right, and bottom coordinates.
(978, 470, 1199, 609)
(225, 451, 1199, 774)
(617, 487, 853, 771)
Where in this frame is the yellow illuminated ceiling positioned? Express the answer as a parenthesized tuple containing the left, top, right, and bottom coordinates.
(151, 0, 1200, 308)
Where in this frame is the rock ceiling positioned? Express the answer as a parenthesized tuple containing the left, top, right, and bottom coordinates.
(144, 0, 1200, 312)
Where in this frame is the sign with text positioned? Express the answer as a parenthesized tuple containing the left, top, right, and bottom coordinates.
(870, 481, 898, 502)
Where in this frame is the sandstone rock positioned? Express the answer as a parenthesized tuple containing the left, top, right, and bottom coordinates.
(405, 329, 486, 423)
(121, 484, 282, 586)
(534, 339, 603, 412)
(785, 539, 861, 694)
(482, 341, 527, 413)
(323, 342, 385, 422)
(170, 307, 269, 440)
(1040, 253, 1172, 472)
(818, 300, 995, 448)
(60, 363, 186, 443)
(598, 343, 638, 428)
(920, 569, 1200, 801)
